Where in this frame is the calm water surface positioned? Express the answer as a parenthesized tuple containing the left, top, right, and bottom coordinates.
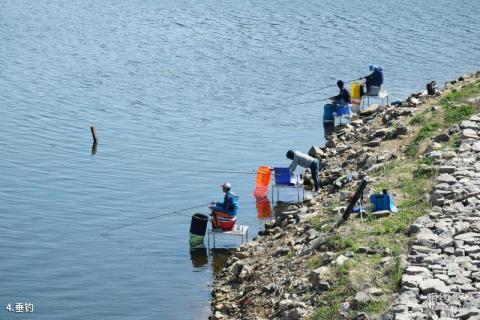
(1, 0, 479, 319)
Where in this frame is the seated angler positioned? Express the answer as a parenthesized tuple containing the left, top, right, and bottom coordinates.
(330, 80, 351, 106)
(364, 64, 384, 96)
(210, 182, 239, 230)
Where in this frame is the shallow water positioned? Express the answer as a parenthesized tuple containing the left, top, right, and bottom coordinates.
(1, 0, 479, 318)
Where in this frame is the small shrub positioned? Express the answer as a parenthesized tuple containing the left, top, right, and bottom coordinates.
(313, 304, 340, 320)
(413, 166, 437, 178)
(409, 113, 427, 125)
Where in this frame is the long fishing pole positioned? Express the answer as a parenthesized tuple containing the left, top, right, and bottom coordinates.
(281, 77, 364, 101)
(101, 202, 211, 235)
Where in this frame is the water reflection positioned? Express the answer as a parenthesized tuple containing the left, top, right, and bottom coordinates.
(91, 142, 98, 155)
(190, 247, 233, 274)
(256, 199, 272, 220)
(323, 122, 334, 138)
(190, 247, 208, 268)
(210, 248, 233, 274)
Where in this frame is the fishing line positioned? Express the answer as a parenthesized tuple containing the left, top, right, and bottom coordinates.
(101, 202, 211, 235)
(281, 77, 364, 101)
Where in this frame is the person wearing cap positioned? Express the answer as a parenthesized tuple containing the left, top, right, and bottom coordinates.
(330, 80, 351, 106)
(364, 64, 384, 96)
(210, 182, 240, 222)
(286, 150, 320, 192)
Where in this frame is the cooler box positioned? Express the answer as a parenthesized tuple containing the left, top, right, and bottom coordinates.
(274, 167, 294, 186)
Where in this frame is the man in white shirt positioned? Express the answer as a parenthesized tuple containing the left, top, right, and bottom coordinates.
(286, 150, 320, 192)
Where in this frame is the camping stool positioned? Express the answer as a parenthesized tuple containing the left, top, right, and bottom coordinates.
(207, 224, 249, 248)
(362, 88, 389, 108)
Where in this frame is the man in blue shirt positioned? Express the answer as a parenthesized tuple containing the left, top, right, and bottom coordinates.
(210, 182, 239, 229)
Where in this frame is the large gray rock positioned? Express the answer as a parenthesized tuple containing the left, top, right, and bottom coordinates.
(353, 291, 375, 308)
(308, 145, 325, 159)
(438, 166, 456, 174)
(309, 266, 331, 287)
(419, 278, 450, 294)
(402, 274, 423, 288)
(461, 120, 479, 130)
(360, 104, 380, 116)
(472, 141, 480, 153)
(462, 128, 478, 139)
(437, 173, 458, 184)
(430, 190, 445, 207)
(405, 266, 432, 276)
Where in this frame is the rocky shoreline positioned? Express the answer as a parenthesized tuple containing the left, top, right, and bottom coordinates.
(210, 72, 480, 320)
(389, 118, 480, 318)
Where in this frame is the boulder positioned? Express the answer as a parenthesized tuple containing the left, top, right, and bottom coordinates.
(309, 266, 332, 287)
(308, 145, 325, 158)
(437, 173, 457, 184)
(460, 120, 479, 130)
(438, 166, 456, 174)
(430, 190, 445, 207)
(462, 129, 478, 139)
(472, 141, 480, 153)
(325, 139, 336, 149)
(353, 291, 375, 307)
(395, 125, 409, 136)
(419, 279, 449, 294)
(433, 133, 450, 143)
(334, 255, 350, 266)
(360, 104, 380, 116)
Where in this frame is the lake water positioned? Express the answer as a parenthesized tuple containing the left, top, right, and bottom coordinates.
(1, 0, 479, 318)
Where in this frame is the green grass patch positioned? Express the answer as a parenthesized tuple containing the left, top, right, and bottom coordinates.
(326, 235, 359, 252)
(443, 104, 476, 125)
(449, 133, 462, 150)
(413, 165, 437, 178)
(307, 254, 323, 269)
(441, 81, 480, 105)
(409, 112, 428, 125)
(312, 304, 341, 320)
(356, 300, 390, 314)
(441, 81, 480, 125)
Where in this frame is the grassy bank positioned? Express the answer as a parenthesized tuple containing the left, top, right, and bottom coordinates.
(308, 79, 480, 319)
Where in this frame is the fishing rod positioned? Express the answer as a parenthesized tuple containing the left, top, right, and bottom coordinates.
(175, 169, 257, 175)
(281, 77, 364, 100)
(101, 202, 212, 235)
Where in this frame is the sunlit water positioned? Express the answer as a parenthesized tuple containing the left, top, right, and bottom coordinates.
(1, 0, 479, 318)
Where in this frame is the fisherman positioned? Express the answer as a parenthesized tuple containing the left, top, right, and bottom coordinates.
(210, 182, 239, 229)
(363, 64, 384, 96)
(330, 80, 351, 106)
(286, 150, 320, 192)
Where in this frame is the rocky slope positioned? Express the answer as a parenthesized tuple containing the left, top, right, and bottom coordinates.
(210, 72, 480, 320)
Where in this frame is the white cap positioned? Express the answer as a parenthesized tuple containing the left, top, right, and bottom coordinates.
(221, 182, 231, 189)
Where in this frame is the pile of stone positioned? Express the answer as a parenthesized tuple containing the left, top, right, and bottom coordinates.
(387, 116, 480, 320)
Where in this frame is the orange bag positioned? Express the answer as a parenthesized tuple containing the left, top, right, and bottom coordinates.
(253, 166, 271, 201)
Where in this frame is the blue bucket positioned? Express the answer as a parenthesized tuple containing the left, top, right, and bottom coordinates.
(323, 104, 334, 122)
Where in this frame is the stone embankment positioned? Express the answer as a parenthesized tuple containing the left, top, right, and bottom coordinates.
(210, 72, 480, 320)
(388, 117, 480, 319)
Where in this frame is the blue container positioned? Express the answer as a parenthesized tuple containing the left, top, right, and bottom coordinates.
(323, 104, 334, 122)
(335, 105, 351, 116)
(274, 167, 293, 185)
